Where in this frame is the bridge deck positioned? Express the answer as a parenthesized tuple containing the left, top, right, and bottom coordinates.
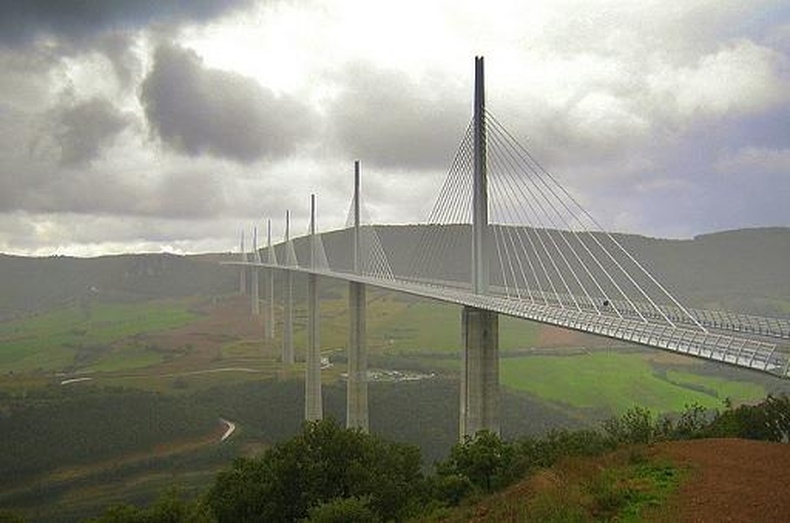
(230, 261, 790, 379)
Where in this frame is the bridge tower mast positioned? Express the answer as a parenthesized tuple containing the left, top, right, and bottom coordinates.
(347, 160, 369, 432)
(305, 194, 323, 420)
(461, 56, 500, 438)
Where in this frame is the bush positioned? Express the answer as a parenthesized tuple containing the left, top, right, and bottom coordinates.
(603, 406, 656, 445)
(668, 403, 712, 440)
(436, 431, 515, 493)
(706, 394, 790, 441)
(89, 489, 211, 523)
(427, 473, 475, 506)
(305, 496, 380, 523)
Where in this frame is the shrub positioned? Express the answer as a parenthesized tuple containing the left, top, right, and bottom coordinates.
(436, 431, 515, 493)
(706, 394, 790, 441)
(603, 406, 656, 445)
(305, 496, 380, 523)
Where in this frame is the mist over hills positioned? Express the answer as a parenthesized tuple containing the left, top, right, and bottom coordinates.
(0, 252, 236, 321)
(1, 226, 788, 321)
(290, 225, 790, 317)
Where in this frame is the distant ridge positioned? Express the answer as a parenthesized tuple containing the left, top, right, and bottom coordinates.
(0, 252, 236, 321)
(1, 227, 787, 321)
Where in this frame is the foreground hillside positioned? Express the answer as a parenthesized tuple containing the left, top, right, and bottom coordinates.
(653, 438, 790, 521)
(446, 438, 790, 522)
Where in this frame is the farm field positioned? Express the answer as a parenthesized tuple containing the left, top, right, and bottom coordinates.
(0, 299, 199, 373)
(500, 351, 768, 415)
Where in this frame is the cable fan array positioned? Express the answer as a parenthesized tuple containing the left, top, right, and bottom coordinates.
(407, 110, 704, 332)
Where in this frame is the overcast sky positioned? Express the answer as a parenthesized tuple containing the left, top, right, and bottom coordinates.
(1, 0, 788, 256)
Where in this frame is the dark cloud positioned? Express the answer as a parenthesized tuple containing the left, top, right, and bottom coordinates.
(140, 44, 316, 163)
(0, 0, 255, 48)
(327, 63, 469, 169)
(98, 32, 142, 88)
(50, 97, 133, 166)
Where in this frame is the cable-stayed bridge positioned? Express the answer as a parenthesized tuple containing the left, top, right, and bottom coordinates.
(230, 57, 790, 438)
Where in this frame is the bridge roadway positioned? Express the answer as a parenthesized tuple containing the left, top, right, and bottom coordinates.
(376, 277, 790, 342)
(511, 290, 790, 341)
(232, 260, 790, 380)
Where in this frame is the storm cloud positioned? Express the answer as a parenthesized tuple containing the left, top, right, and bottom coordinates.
(140, 44, 316, 163)
(0, 0, 254, 47)
(50, 97, 133, 166)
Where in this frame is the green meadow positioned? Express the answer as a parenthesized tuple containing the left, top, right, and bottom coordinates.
(361, 297, 542, 353)
(0, 299, 198, 372)
(500, 351, 767, 415)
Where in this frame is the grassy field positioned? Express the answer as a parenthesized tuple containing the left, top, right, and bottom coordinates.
(500, 351, 767, 415)
(0, 299, 199, 373)
(267, 291, 544, 356)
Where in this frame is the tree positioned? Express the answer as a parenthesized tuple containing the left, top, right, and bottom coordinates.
(207, 419, 424, 522)
(437, 431, 515, 493)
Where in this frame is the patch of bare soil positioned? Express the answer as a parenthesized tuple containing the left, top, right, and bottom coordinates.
(140, 295, 269, 368)
(648, 438, 790, 522)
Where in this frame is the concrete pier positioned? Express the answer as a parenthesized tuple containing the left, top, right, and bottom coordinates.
(347, 281, 368, 431)
(305, 195, 323, 421)
(250, 269, 260, 315)
(238, 230, 247, 295)
(460, 306, 499, 437)
(305, 272, 322, 419)
(283, 272, 294, 365)
(250, 227, 260, 316)
(265, 220, 276, 340)
(282, 211, 295, 366)
(346, 161, 369, 432)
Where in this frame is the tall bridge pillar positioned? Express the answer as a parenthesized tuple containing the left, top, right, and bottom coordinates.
(282, 210, 295, 366)
(347, 161, 369, 432)
(461, 307, 499, 437)
(305, 195, 323, 421)
(250, 227, 260, 316)
(250, 269, 260, 315)
(283, 276, 294, 364)
(347, 281, 368, 431)
(265, 220, 276, 341)
(238, 230, 247, 295)
(460, 56, 500, 438)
